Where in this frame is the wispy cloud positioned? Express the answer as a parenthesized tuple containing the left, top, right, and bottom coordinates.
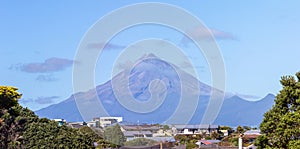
(36, 74, 58, 82)
(19, 98, 34, 104)
(34, 96, 59, 104)
(19, 96, 59, 105)
(11, 57, 75, 73)
(87, 42, 126, 50)
(181, 27, 236, 46)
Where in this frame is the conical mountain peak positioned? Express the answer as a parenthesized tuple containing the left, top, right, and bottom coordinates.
(137, 53, 159, 61)
(142, 53, 157, 58)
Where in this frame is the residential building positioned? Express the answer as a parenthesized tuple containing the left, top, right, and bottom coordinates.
(243, 130, 261, 143)
(196, 140, 221, 148)
(172, 124, 219, 135)
(120, 124, 160, 132)
(53, 119, 66, 126)
(92, 116, 123, 128)
(67, 122, 85, 128)
(123, 131, 153, 140)
(87, 121, 96, 127)
(120, 124, 161, 141)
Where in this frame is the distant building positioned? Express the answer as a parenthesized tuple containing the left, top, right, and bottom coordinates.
(219, 129, 234, 136)
(172, 124, 219, 135)
(126, 136, 176, 145)
(120, 124, 161, 141)
(67, 122, 85, 128)
(120, 124, 159, 132)
(123, 131, 153, 140)
(87, 121, 97, 127)
(243, 130, 261, 143)
(53, 119, 66, 126)
(196, 140, 221, 148)
(244, 130, 261, 136)
(92, 116, 123, 128)
(220, 130, 229, 136)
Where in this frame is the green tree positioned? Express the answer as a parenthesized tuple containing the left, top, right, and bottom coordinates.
(242, 126, 251, 131)
(288, 140, 300, 149)
(210, 131, 220, 140)
(96, 139, 113, 149)
(104, 124, 126, 146)
(0, 86, 106, 148)
(186, 141, 197, 149)
(254, 135, 269, 149)
(174, 134, 188, 144)
(124, 138, 158, 146)
(163, 125, 170, 131)
(228, 137, 238, 146)
(236, 125, 244, 134)
(258, 72, 300, 148)
(219, 126, 233, 131)
(0, 86, 21, 110)
(22, 115, 99, 148)
(0, 86, 25, 148)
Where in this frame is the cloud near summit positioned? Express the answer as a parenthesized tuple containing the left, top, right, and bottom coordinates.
(20, 96, 59, 105)
(11, 57, 75, 73)
(87, 42, 126, 50)
(181, 27, 236, 45)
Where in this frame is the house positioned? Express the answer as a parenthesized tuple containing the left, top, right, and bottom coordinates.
(126, 137, 176, 147)
(87, 121, 97, 127)
(120, 124, 161, 141)
(196, 140, 221, 148)
(244, 130, 261, 136)
(172, 124, 219, 135)
(142, 137, 175, 142)
(92, 116, 123, 128)
(219, 129, 234, 136)
(243, 144, 257, 149)
(153, 128, 173, 137)
(243, 130, 261, 143)
(53, 119, 66, 126)
(120, 124, 160, 132)
(67, 122, 85, 128)
(123, 131, 153, 140)
(220, 130, 229, 136)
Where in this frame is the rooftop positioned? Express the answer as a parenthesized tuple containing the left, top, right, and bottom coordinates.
(172, 124, 219, 129)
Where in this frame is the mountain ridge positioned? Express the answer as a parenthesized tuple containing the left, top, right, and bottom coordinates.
(35, 54, 275, 126)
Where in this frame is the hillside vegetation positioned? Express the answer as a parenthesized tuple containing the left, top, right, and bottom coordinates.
(0, 86, 111, 148)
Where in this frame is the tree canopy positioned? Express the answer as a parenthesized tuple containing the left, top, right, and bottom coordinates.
(236, 125, 244, 134)
(0, 86, 21, 110)
(0, 86, 110, 148)
(256, 72, 300, 148)
(104, 124, 126, 147)
(124, 138, 158, 146)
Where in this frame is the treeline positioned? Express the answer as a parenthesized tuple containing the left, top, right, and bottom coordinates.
(0, 86, 113, 148)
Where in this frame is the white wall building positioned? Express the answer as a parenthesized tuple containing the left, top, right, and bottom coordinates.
(172, 124, 219, 135)
(93, 117, 123, 128)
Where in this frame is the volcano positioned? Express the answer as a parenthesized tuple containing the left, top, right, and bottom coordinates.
(35, 54, 275, 126)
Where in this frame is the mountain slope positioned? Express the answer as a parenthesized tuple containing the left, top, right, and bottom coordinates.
(36, 54, 275, 126)
(214, 94, 275, 126)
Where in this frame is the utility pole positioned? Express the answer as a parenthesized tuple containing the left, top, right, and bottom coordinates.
(238, 133, 243, 149)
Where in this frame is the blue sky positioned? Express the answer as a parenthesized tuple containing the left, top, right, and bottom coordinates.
(1, 1, 300, 111)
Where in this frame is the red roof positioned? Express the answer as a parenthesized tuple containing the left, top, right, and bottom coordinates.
(244, 134, 260, 139)
(201, 141, 212, 145)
